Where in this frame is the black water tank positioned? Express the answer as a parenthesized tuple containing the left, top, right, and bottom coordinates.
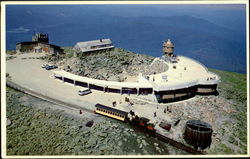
(184, 120, 213, 150)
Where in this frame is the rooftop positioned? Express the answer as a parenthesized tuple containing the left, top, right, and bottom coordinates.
(74, 39, 115, 52)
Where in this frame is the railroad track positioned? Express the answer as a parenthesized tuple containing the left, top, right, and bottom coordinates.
(154, 133, 205, 155)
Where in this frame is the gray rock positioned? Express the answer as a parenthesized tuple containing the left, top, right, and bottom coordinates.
(108, 76, 119, 82)
(118, 141, 122, 146)
(156, 146, 160, 151)
(84, 69, 91, 75)
(6, 119, 11, 126)
(141, 139, 147, 146)
(139, 144, 143, 148)
(153, 143, 159, 147)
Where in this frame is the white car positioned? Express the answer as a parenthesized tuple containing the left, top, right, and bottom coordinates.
(78, 88, 92, 96)
(41, 64, 48, 68)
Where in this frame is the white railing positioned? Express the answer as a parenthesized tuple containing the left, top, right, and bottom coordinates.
(199, 78, 220, 85)
(151, 80, 199, 91)
(207, 71, 221, 81)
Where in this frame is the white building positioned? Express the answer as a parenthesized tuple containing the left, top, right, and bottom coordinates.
(73, 39, 115, 53)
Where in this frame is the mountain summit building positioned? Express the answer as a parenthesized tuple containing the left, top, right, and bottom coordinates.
(73, 39, 115, 53)
(53, 39, 220, 103)
(16, 33, 63, 55)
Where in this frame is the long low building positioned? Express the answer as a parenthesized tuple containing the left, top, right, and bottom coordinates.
(52, 55, 220, 103)
(52, 70, 153, 95)
(73, 39, 115, 53)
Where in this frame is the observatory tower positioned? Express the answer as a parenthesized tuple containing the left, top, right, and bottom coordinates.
(32, 32, 49, 43)
(163, 39, 174, 56)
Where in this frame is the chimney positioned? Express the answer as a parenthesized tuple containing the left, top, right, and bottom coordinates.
(100, 39, 102, 42)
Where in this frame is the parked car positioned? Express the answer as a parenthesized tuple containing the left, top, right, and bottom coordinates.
(45, 65, 58, 70)
(78, 88, 92, 96)
(41, 64, 48, 68)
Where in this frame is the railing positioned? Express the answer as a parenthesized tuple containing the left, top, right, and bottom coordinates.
(198, 78, 220, 85)
(207, 71, 221, 82)
(158, 80, 198, 91)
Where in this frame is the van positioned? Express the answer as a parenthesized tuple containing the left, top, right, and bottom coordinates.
(78, 88, 92, 96)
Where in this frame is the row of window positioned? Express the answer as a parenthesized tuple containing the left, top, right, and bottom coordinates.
(57, 75, 153, 94)
(96, 108, 125, 118)
(90, 44, 113, 49)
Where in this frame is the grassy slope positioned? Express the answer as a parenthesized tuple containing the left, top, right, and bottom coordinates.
(208, 69, 247, 154)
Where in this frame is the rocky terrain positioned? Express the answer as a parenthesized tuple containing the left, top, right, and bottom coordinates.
(41, 47, 168, 82)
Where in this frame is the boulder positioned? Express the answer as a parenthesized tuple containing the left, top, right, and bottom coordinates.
(118, 141, 122, 146)
(85, 120, 94, 127)
(84, 69, 91, 76)
(6, 119, 11, 126)
(153, 143, 159, 147)
(108, 76, 119, 82)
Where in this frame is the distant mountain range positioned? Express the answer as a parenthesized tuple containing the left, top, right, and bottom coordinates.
(6, 5, 246, 73)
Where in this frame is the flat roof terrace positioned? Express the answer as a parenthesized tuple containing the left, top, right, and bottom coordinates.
(148, 56, 220, 91)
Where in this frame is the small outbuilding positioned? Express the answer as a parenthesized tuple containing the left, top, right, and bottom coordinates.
(73, 39, 115, 53)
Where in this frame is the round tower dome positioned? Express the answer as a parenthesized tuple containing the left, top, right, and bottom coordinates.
(163, 39, 174, 56)
(163, 39, 174, 47)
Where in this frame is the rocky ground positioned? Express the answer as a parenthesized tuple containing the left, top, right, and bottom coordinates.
(40, 47, 168, 81)
(6, 87, 185, 155)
